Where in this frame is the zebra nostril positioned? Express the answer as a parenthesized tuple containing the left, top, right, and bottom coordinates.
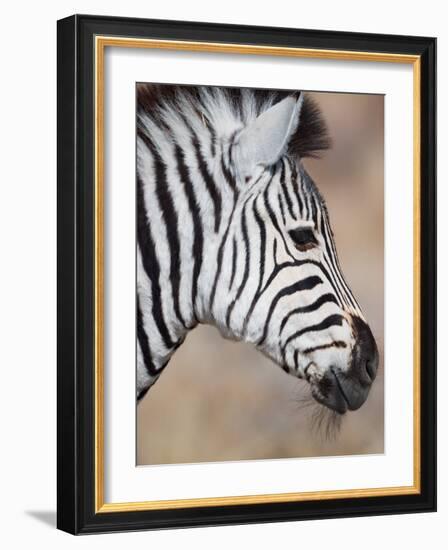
(351, 316, 379, 385)
(365, 358, 377, 382)
(361, 344, 379, 384)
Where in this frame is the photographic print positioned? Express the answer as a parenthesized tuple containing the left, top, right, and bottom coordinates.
(58, 16, 435, 533)
(136, 84, 384, 465)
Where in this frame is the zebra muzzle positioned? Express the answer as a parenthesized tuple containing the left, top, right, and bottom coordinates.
(309, 318, 379, 414)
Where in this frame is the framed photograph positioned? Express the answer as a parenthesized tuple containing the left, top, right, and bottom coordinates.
(57, 14, 436, 534)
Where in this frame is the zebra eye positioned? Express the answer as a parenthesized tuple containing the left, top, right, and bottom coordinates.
(289, 227, 318, 251)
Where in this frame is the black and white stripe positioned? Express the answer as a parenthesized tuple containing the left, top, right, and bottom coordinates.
(136, 84, 367, 402)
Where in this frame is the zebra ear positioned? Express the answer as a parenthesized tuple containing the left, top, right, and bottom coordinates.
(235, 94, 304, 179)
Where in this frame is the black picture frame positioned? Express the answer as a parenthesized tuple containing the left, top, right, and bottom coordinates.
(57, 14, 436, 534)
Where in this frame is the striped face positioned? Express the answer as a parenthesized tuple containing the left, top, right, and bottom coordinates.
(210, 157, 378, 414)
(204, 95, 379, 415)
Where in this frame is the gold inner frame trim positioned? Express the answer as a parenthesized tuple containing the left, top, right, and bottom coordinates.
(94, 35, 421, 514)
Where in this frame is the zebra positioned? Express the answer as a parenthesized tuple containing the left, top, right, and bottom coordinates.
(136, 83, 379, 417)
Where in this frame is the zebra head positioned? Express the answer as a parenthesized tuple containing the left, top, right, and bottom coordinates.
(208, 93, 379, 415)
(137, 85, 378, 416)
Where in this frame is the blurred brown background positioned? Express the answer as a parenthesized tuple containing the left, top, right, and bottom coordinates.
(137, 91, 384, 466)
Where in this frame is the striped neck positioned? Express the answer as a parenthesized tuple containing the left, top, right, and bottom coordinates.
(136, 117, 238, 394)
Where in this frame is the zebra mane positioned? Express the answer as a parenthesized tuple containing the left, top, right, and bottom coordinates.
(137, 83, 331, 159)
